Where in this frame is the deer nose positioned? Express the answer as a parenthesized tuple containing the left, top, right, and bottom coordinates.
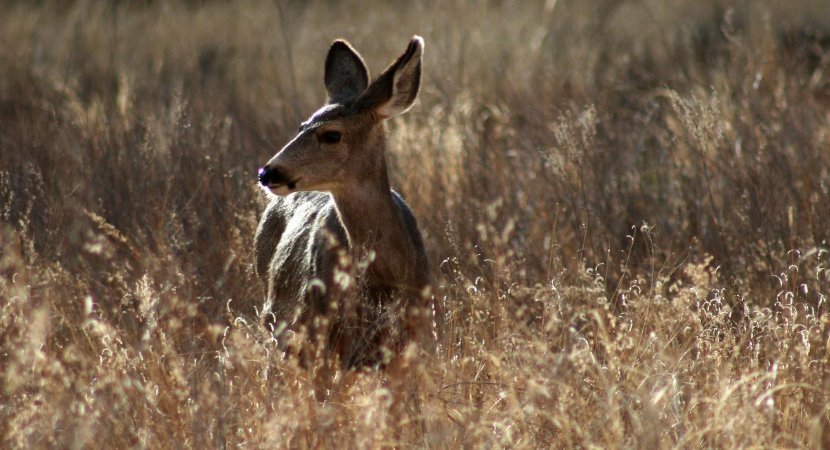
(258, 165, 290, 186)
(258, 166, 271, 185)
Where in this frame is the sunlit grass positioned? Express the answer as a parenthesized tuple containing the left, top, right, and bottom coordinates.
(2, 0, 830, 447)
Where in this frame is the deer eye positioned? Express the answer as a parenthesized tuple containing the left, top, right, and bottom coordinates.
(319, 130, 342, 144)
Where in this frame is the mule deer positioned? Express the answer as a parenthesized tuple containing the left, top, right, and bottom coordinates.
(255, 36, 430, 367)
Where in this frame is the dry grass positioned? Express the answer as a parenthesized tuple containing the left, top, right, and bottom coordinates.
(2, 0, 830, 448)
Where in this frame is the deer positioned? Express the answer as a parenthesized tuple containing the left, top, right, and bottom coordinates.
(255, 36, 431, 368)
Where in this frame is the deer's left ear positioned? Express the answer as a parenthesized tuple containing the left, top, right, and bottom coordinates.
(358, 36, 423, 119)
(325, 39, 370, 103)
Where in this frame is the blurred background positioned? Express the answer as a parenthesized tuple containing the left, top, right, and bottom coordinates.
(3, 0, 829, 315)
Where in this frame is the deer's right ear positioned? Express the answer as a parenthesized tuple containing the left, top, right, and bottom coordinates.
(356, 36, 423, 119)
(324, 40, 369, 103)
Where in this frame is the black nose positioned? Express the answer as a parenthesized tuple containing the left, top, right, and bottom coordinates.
(258, 166, 290, 186)
(258, 166, 271, 185)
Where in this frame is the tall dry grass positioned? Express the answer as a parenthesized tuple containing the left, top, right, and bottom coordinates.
(2, 0, 830, 447)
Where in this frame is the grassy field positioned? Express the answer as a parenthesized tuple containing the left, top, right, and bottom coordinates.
(2, 0, 830, 447)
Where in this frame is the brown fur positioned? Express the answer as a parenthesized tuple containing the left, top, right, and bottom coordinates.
(254, 36, 430, 367)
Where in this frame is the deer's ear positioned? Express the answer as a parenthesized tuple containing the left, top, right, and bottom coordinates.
(324, 40, 369, 103)
(357, 36, 423, 119)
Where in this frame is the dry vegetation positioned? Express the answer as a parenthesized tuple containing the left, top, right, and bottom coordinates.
(2, 0, 830, 448)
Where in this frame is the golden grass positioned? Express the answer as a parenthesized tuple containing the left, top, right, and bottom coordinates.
(2, 0, 830, 447)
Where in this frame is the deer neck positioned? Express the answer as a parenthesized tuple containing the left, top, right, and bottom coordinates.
(331, 159, 401, 249)
(330, 149, 415, 280)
